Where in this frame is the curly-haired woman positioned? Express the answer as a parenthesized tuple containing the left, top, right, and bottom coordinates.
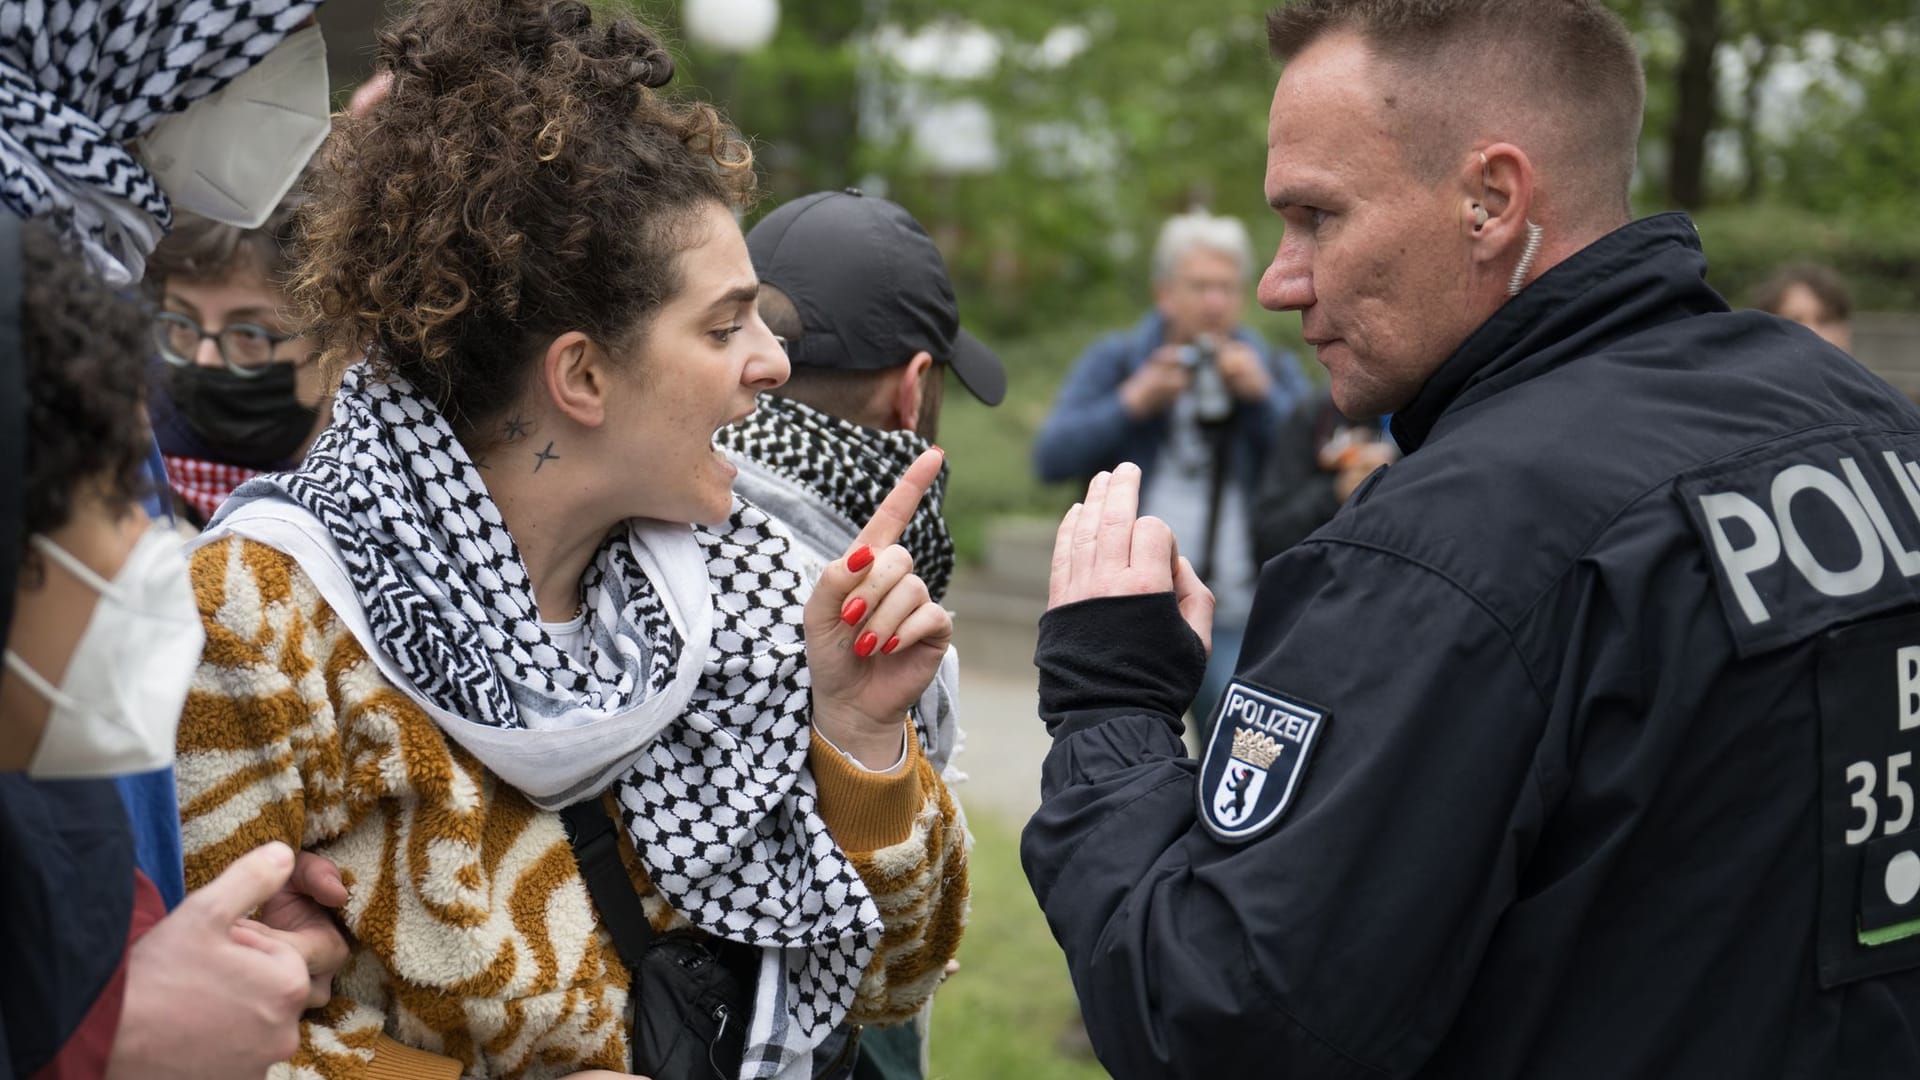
(169, 2, 968, 1078)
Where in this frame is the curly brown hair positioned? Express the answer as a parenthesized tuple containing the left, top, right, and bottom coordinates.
(294, 0, 755, 439)
(143, 192, 306, 296)
(19, 218, 153, 556)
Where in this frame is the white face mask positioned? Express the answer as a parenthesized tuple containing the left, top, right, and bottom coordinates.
(135, 25, 332, 228)
(4, 530, 206, 779)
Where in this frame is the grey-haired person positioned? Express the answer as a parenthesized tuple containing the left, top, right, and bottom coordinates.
(1033, 210, 1311, 734)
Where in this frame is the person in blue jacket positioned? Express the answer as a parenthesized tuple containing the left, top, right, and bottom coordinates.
(1024, 1, 1920, 1077)
(1033, 211, 1309, 730)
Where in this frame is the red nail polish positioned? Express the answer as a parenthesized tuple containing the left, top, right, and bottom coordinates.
(847, 545, 874, 573)
(881, 635, 901, 655)
(855, 631, 879, 658)
(841, 597, 867, 625)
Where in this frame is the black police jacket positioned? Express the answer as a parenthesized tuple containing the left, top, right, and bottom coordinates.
(1023, 214, 1920, 1079)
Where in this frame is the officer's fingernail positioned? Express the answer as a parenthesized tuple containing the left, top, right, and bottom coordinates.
(855, 631, 879, 658)
(841, 597, 867, 625)
(847, 545, 874, 573)
(881, 635, 901, 655)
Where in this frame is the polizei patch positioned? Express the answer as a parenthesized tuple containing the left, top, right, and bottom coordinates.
(1679, 429, 1920, 657)
(1199, 681, 1327, 843)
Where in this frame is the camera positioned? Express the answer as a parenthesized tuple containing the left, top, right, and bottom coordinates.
(1179, 334, 1235, 424)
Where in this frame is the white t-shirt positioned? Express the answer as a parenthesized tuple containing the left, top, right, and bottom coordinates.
(540, 610, 590, 668)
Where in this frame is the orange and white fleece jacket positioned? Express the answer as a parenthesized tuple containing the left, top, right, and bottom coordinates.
(175, 537, 970, 1080)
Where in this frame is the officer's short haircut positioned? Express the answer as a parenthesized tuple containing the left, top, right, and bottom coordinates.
(1266, 0, 1645, 223)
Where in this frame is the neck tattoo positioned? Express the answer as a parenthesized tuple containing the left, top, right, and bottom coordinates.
(533, 441, 559, 472)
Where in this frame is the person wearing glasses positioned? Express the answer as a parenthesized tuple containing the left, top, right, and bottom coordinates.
(143, 197, 328, 529)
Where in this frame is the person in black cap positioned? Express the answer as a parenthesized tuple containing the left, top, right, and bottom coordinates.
(716, 187, 1003, 1080)
(744, 186, 1006, 424)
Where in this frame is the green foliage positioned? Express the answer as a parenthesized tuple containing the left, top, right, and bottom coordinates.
(639, 0, 867, 201)
(937, 319, 1109, 561)
(642, 0, 1287, 338)
(637, 0, 1915, 345)
(1694, 201, 1920, 312)
(879, 1, 1280, 338)
(1770, 30, 1920, 215)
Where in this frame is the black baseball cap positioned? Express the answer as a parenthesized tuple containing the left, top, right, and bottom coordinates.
(747, 189, 1005, 407)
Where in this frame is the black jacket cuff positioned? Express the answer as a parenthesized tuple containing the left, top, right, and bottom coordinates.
(1035, 593, 1208, 734)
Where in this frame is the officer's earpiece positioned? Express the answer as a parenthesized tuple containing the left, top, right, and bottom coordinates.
(0, 214, 23, 656)
(1476, 149, 1544, 296)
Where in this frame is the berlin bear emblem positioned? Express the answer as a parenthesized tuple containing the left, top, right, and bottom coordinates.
(1215, 757, 1269, 827)
(1199, 682, 1328, 842)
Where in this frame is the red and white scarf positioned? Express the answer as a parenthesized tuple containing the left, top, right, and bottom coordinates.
(162, 455, 260, 521)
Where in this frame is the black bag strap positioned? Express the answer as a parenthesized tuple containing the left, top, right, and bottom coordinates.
(561, 798, 656, 974)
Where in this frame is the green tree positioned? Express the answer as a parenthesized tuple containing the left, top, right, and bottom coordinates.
(645, 0, 1918, 330)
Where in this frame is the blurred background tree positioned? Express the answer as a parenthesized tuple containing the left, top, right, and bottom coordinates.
(643, 0, 1919, 330)
(611, 0, 1920, 556)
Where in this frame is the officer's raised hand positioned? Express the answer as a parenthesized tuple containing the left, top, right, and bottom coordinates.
(1039, 462, 1214, 722)
(1050, 462, 1214, 648)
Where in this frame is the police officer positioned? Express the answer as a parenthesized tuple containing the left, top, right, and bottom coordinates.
(1021, 2, 1920, 1077)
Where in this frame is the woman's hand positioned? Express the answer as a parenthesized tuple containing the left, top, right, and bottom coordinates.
(805, 447, 953, 769)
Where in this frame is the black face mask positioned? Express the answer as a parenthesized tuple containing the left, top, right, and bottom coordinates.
(166, 361, 319, 469)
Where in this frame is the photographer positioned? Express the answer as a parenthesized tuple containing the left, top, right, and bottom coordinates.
(1033, 211, 1308, 729)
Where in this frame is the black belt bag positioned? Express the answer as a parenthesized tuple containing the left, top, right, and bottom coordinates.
(562, 800, 752, 1080)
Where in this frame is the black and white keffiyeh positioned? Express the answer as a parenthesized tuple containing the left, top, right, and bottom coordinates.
(0, 0, 319, 282)
(717, 394, 954, 603)
(208, 366, 884, 1079)
(717, 396, 963, 775)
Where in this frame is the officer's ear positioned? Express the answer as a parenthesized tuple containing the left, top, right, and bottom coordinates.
(1464, 144, 1533, 256)
(1466, 143, 1547, 296)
